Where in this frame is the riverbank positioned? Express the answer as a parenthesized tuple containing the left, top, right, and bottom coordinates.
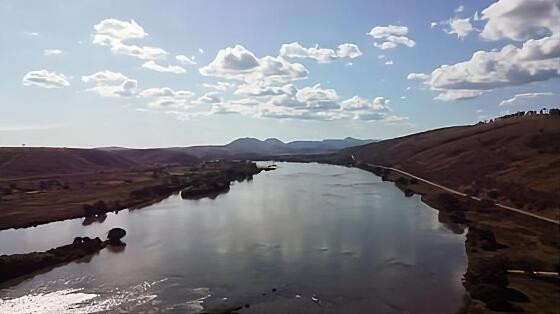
(0, 161, 265, 230)
(0, 236, 106, 285)
(355, 163, 559, 313)
(0, 227, 127, 285)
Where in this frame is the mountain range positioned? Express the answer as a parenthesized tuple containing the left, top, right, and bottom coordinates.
(0, 137, 374, 177)
(174, 137, 375, 158)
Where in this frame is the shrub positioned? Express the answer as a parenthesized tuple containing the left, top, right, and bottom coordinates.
(83, 200, 108, 216)
(479, 198, 495, 209)
(396, 177, 409, 186)
(487, 190, 499, 200)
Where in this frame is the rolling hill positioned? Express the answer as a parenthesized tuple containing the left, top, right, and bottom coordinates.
(0, 147, 138, 178)
(344, 114, 560, 215)
(109, 148, 200, 167)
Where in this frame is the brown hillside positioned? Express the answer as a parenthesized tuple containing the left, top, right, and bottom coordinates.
(346, 115, 560, 217)
(0, 148, 138, 178)
(0, 147, 202, 179)
(110, 148, 200, 166)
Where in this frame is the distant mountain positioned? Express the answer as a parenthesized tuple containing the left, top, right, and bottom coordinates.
(226, 137, 287, 154)
(195, 137, 375, 157)
(165, 137, 374, 159)
(0, 137, 374, 177)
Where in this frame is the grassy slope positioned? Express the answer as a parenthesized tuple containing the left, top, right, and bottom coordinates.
(346, 115, 560, 219)
(0, 147, 201, 179)
(0, 147, 137, 178)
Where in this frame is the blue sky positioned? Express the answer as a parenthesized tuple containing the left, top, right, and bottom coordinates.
(1, 0, 558, 147)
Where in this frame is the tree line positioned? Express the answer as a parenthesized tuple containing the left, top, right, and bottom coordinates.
(479, 107, 560, 124)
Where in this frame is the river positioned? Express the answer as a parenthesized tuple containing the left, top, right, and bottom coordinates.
(0, 162, 467, 313)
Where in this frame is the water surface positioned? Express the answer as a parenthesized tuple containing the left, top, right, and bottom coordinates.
(0, 162, 467, 313)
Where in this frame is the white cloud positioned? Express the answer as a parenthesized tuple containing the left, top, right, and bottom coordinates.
(176, 54, 197, 65)
(198, 48, 204, 54)
(139, 87, 195, 108)
(377, 54, 386, 59)
(193, 91, 222, 104)
(199, 45, 260, 76)
(94, 18, 146, 41)
(44, 49, 63, 56)
(234, 82, 296, 97)
(445, 17, 474, 39)
(296, 84, 338, 103)
(454, 5, 465, 13)
(280, 42, 336, 63)
(383, 115, 410, 124)
(434, 90, 484, 101)
(340, 96, 390, 111)
(81, 70, 138, 97)
(473, 11, 480, 21)
(26, 32, 40, 36)
(367, 25, 416, 49)
(203, 81, 236, 91)
(146, 98, 189, 108)
(427, 0, 560, 102)
(141, 60, 186, 74)
(279, 42, 362, 63)
(498, 92, 554, 106)
(374, 41, 397, 50)
(200, 45, 308, 84)
(211, 83, 406, 122)
(374, 36, 415, 49)
(250, 55, 308, 83)
(337, 43, 363, 59)
(385, 60, 394, 65)
(22, 70, 70, 88)
(429, 34, 560, 100)
(480, 0, 560, 41)
(430, 22, 438, 29)
(92, 18, 167, 60)
(368, 25, 409, 37)
(407, 72, 430, 81)
(138, 87, 193, 98)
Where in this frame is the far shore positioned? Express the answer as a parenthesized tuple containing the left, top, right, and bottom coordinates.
(0, 160, 264, 231)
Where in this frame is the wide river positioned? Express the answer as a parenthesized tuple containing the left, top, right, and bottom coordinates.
(0, 162, 467, 314)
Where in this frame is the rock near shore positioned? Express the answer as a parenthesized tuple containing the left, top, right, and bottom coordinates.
(107, 228, 126, 244)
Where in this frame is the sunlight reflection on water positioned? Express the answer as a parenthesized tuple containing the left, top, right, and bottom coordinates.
(0, 278, 213, 314)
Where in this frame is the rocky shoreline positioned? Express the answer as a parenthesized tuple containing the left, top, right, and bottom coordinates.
(352, 163, 559, 313)
(181, 161, 264, 199)
(0, 161, 268, 231)
(0, 228, 126, 285)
